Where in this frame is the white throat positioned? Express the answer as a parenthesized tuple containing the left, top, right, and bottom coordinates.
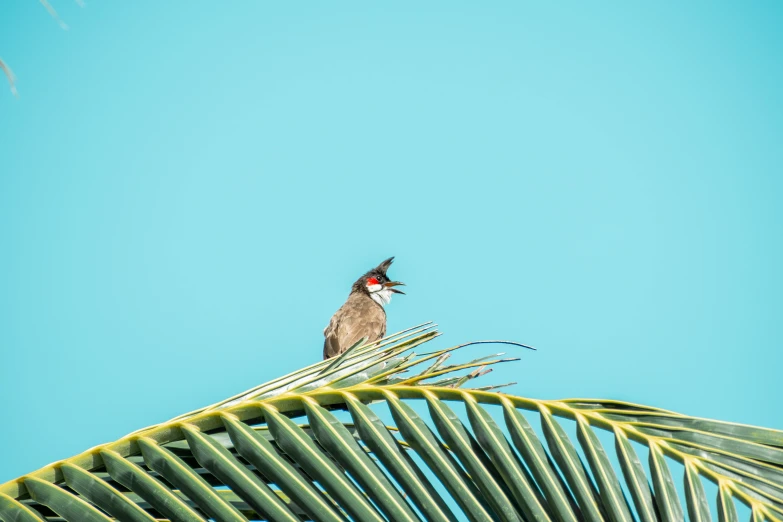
(367, 284, 393, 307)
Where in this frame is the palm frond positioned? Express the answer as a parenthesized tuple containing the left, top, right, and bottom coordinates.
(1, 324, 782, 521)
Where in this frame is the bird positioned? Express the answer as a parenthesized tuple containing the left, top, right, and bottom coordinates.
(323, 257, 405, 359)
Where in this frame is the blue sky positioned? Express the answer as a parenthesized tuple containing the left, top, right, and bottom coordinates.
(1, 2, 781, 483)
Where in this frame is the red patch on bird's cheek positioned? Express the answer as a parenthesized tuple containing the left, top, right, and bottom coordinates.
(367, 277, 380, 286)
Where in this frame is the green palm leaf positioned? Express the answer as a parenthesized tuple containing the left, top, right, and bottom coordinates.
(2, 324, 782, 521)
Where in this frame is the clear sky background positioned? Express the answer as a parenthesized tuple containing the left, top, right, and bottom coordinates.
(1, 2, 781, 484)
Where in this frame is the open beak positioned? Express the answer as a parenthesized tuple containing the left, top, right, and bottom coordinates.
(384, 281, 406, 295)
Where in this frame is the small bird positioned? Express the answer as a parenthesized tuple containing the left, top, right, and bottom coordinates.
(323, 257, 405, 359)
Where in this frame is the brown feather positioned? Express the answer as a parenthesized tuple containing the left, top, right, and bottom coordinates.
(323, 292, 386, 359)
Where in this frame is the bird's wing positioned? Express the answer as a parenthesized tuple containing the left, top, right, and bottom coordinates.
(323, 315, 341, 359)
(323, 334, 341, 360)
(322, 296, 386, 360)
(335, 300, 386, 354)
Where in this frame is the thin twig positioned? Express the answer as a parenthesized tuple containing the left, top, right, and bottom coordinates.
(0, 58, 17, 97)
(39, 0, 69, 30)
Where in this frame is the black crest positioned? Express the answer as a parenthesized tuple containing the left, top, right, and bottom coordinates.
(375, 256, 394, 275)
(352, 256, 396, 293)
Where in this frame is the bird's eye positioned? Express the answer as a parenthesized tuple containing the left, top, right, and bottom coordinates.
(367, 277, 380, 286)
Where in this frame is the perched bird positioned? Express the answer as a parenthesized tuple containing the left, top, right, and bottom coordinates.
(323, 257, 405, 359)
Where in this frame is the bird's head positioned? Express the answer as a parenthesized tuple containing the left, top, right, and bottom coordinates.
(352, 256, 405, 306)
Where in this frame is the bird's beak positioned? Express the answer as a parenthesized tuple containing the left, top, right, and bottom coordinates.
(384, 281, 406, 295)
